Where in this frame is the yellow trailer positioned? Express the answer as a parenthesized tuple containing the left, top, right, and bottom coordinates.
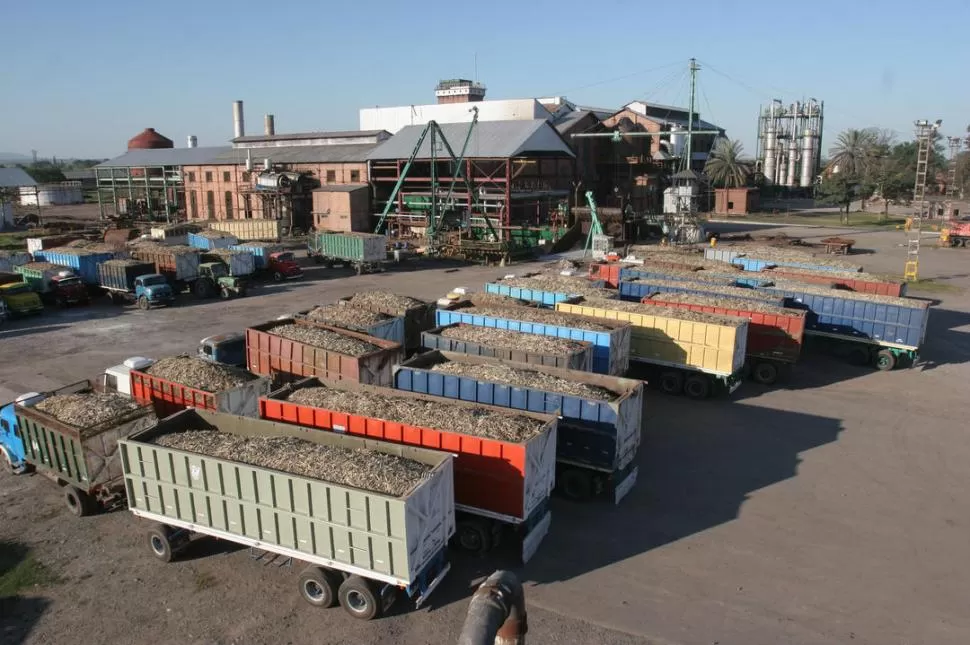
(556, 298, 748, 399)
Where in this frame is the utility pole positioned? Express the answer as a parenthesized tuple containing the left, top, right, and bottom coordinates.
(684, 58, 699, 172)
(905, 119, 941, 282)
(945, 136, 963, 218)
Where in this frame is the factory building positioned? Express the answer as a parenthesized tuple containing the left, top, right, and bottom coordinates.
(367, 119, 576, 251)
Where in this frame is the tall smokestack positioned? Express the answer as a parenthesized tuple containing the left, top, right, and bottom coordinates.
(187, 135, 198, 148)
(233, 100, 245, 139)
(264, 114, 275, 136)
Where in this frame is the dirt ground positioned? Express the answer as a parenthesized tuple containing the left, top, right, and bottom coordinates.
(1, 224, 969, 645)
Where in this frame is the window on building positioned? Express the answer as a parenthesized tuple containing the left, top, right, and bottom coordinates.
(242, 171, 251, 182)
(350, 170, 360, 183)
(189, 191, 198, 218)
(727, 201, 735, 210)
(205, 171, 213, 182)
(206, 190, 215, 218)
(223, 171, 231, 182)
(326, 170, 336, 183)
(243, 194, 253, 219)
(225, 191, 233, 219)
(188, 171, 196, 182)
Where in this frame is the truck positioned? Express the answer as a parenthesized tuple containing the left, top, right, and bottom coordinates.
(756, 281, 930, 370)
(763, 266, 906, 297)
(259, 378, 557, 562)
(639, 292, 806, 385)
(0, 282, 45, 316)
(704, 247, 863, 273)
(0, 393, 44, 473)
(298, 304, 406, 348)
(620, 265, 775, 288)
(98, 260, 176, 309)
(484, 276, 610, 308)
(246, 318, 403, 385)
(940, 220, 970, 248)
(557, 298, 749, 399)
(338, 293, 436, 352)
(200, 261, 248, 298)
(201, 249, 256, 277)
(129, 361, 271, 417)
(307, 232, 387, 275)
(187, 231, 239, 250)
(435, 303, 632, 376)
(14, 262, 90, 306)
(422, 323, 595, 371)
(129, 245, 243, 298)
(122, 408, 455, 620)
(617, 277, 786, 306)
(393, 351, 644, 504)
(225, 245, 302, 281)
(14, 380, 157, 515)
(31, 247, 116, 285)
(102, 357, 155, 397)
(198, 332, 246, 367)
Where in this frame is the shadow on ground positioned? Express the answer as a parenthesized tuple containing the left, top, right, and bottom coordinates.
(0, 540, 52, 645)
(915, 307, 970, 370)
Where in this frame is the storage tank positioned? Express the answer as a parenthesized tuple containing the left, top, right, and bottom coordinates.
(127, 128, 173, 150)
(786, 138, 799, 187)
(800, 130, 816, 187)
(669, 124, 685, 157)
(763, 127, 777, 185)
(187, 135, 198, 148)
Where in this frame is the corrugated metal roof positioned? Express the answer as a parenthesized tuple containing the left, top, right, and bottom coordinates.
(208, 144, 377, 165)
(232, 130, 388, 143)
(0, 167, 37, 187)
(553, 110, 598, 135)
(96, 147, 231, 167)
(367, 120, 575, 160)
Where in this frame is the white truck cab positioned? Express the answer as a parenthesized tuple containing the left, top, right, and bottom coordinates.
(103, 357, 154, 396)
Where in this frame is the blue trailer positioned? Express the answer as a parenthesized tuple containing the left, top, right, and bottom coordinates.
(422, 323, 594, 371)
(484, 279, 608, 308)
(618, 279, 786, 306)
(619, 266, 774, 288)
(188, 232, 238, 250)
(393, 351, 644, 503)
(435, 306, 631, 376)
(704, 248, 863, 273)
(229, 243, 283, 270)
(33, 249, 115, 285)
(756, 283, 930, 369)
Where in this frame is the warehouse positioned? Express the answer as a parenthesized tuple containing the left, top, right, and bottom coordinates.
(367, 118, 577, 258)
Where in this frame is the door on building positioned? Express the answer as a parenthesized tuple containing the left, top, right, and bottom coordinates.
(225, 191, 233, 220)
(206, 190, 215, 219)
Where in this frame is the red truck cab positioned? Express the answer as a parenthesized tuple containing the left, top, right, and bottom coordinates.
(50, 273, 90, 306)
(267, 251, 303, 281)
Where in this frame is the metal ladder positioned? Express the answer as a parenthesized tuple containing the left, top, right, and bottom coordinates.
(905, 133, 931, 281)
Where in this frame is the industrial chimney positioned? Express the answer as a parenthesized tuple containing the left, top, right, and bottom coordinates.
(264, 114, 275, 136)
(233, 100, 245, 139)
(187, 135, 198, 148)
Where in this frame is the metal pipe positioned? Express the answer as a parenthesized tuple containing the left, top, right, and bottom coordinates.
(233, 100, 245, 139)
(457, 571, 527, 645)
(264, 114, 275, 136)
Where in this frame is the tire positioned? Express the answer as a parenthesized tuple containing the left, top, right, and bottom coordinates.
(273, 272, 283, 282)
(659, 371, 684, 395)
(312, 256, 323, 265)
(875, 349, 896, 371)
(220, 286, 231, 300)
(684, 374, 711, 400)
(65, 486, 94, 517)
(847, 346, 871, 366)
(559, 468, 594, 502)
(147, 525, 176, 563)
(298, 566, 341, 608)
(137, 296, 150, 310)
(338, 576, 381, 620)
(455, 517, 493, 555)
(752, 362, 779, 385)
(194, 279, 215, 299)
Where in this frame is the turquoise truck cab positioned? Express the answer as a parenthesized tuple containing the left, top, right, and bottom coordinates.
(198, 332, 246, 367)
(0, 393, 44, 473)
(135, 274, 175, 308)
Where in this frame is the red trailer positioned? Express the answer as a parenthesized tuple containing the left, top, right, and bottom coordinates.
(246, 318, 402, 386)
(763, 267, 906, 297)
(129, 366, 271, 418)
(640, 292, 806, 385)
(259, 378, 557, 563)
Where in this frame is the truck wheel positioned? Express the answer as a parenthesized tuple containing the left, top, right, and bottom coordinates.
(147, 524, 178, 562)
(65, 486, 94, 517)
(752, 362, 778, 385)
(338, 576, 381, 620)
(684, 374, 711, 399)
(559, 468, 594, 502)
(299, 566, 341, 608)
(194, 280, 215, 299)
(273, 271, 283, 282)
(847, 346, 871, 366)
(455, 517, 493, 554)
(875, 349, 896, 371)
(659, 371, 684, 395)
(312, 255, 323, 265)
(137, 296, 150, 310)
(220, 286, 231, 299)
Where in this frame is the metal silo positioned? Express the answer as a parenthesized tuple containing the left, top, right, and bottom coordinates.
(763, 127, 777, 185)
(786, 137, 799, 187)
(800, 130, 816, 187)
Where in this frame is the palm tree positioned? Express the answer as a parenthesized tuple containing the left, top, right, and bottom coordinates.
(704, 138, 751, 188)
(828, 129, 878, 177)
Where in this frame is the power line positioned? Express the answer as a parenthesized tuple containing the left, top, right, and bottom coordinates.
(545, 60, 684, 97)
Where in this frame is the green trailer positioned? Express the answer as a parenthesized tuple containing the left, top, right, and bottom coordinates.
(120, 409, 456, 620)
(307, 232, 387, 274)
(15, 380, 157, 516)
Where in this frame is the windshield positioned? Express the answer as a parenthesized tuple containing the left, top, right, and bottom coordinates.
(2, 284, 30, 295)
(276, 252, 294, 263)
(142, 276, 168, 286)
(208, 264, 228, 277)
(57, 277, 82, 287)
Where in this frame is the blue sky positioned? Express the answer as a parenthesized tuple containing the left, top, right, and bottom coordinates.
(2, 0, 968, 159)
